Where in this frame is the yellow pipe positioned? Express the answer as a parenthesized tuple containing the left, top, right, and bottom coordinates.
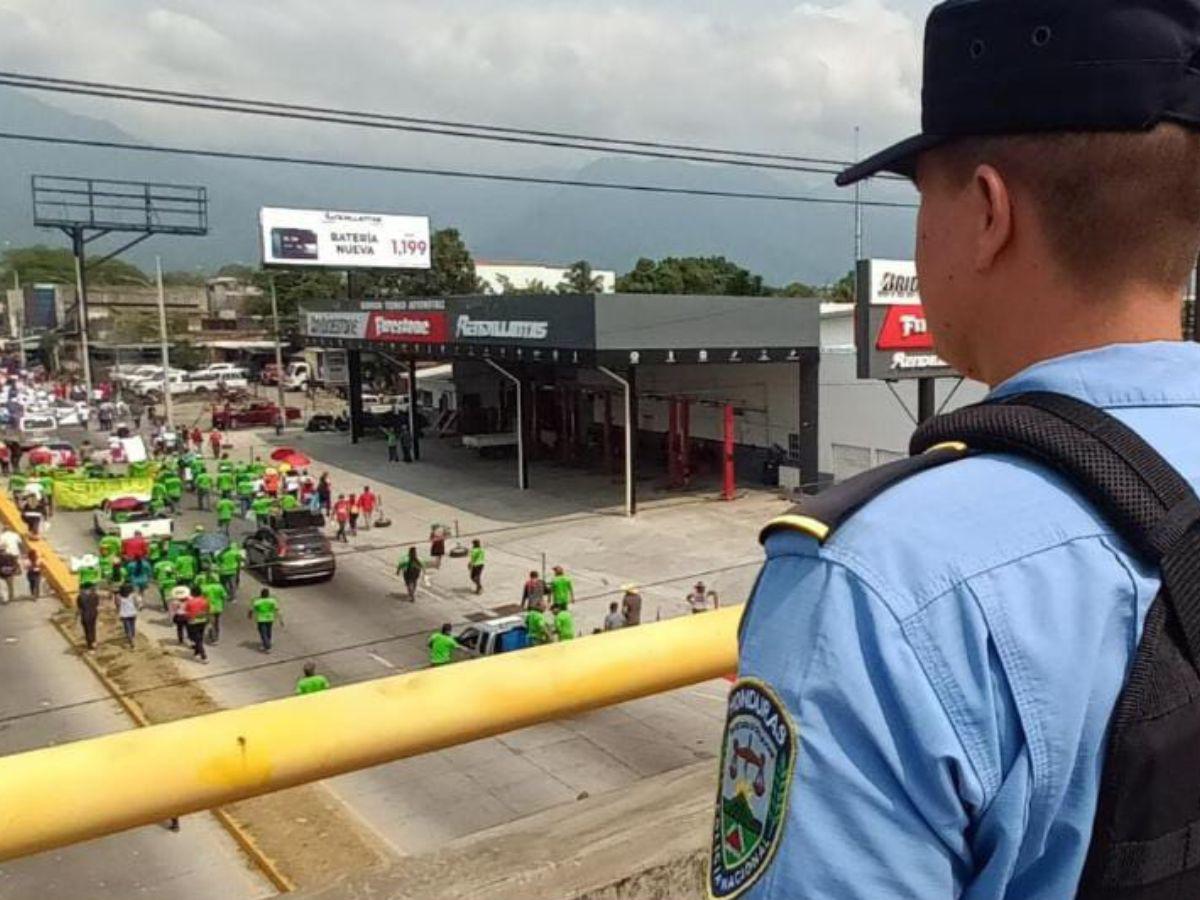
(0, 606, 740, 861)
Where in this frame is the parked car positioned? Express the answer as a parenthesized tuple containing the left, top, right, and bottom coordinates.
(182, 370, 249, 395)
(51, 400, 88, 426)
(243, 509, 335, 585)
(92, 496, 174, 540)
(212, 401, 302, 430)
(18, 412, 58, 435)
(24, 440, 78, 468)
(305, 413, 349, 433)
(454, 616, 532, 658)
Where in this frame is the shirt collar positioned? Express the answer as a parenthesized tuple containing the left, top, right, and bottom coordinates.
(988, 341, 1200, 408)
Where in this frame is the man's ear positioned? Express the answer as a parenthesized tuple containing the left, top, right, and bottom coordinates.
(973, 163, 1013, 271)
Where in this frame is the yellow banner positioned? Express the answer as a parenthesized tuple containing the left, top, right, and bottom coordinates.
(51, 477, 157, 511)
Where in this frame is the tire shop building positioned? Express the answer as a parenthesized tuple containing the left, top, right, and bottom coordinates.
(301, 293, 821, 515)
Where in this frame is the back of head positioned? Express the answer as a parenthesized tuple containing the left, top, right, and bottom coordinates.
(303, 661, 316, 677)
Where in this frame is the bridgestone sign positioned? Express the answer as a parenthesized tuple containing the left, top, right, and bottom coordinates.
(854, 259, 956, 381)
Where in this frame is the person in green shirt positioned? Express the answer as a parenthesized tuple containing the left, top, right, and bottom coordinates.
(296, 661, 330, 694)
(236, 476, 255, 514)
(428, 623, 460, 666)
(150, 480, 167, 510)
(280, 493, 299, 511)
(194, 469, 212, 511)
(76, 557, 102, 589)
(396, 547, 424, 602)
(526, 607, 552, 646)
(554, 608, 576, 642)
(98, 534, 121, 560)
(201, 580, 228, 643)
(217, 543, 243, 597)
(216, 469, 235, 495)
(162, 473, 183, 513)
(248, 588, 281, 652)
(100, 553, 123, 586)
(251, 495, 274, 527)
(468, 539, 485, 595)
(153, 558, 177, 609)
(215, 495, 237, 534)
(173, 551, 197, 584)
(218, 457, 234, 475)
(549, 565, 575, 610)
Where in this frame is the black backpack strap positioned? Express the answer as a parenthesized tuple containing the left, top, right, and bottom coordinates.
(760, 443, 967, 545)
(912, 390, 1200, 667)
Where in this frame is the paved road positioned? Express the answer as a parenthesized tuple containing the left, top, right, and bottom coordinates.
(0, 594, 273, 899)
(31, 416, 779, 859)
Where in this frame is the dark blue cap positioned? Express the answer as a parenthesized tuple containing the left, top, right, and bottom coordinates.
(836, 0, 1200, 186)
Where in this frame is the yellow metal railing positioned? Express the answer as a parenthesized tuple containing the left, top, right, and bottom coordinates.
(0, 606, 739, 861)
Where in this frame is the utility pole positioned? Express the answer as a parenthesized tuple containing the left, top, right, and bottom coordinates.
(853, 125, 863, 264)
(270, 276, 286, 434)
(155, 257, 174, 429)
(11, 270, 23, 370)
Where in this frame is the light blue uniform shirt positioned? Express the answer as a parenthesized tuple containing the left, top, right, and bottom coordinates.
(740, 341, 1200, 898)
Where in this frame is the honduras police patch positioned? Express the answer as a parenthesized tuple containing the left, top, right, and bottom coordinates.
(708, 678, 796, 899)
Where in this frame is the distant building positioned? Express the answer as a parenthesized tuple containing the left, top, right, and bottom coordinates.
(206, 276, 264, 316)
(476, 261, 616, 295)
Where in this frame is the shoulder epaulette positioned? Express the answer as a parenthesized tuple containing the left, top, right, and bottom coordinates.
(760, 442, 968, 545)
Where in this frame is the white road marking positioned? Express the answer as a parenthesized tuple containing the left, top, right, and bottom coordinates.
(367, 652, 396, 670)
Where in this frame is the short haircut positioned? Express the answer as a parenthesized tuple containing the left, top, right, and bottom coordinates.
(932, 123, 1200, 291)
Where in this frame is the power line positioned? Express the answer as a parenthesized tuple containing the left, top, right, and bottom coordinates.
(0, 78, 846, 177)
(0, 131, 918, 208)
(0, 70, 859, 168)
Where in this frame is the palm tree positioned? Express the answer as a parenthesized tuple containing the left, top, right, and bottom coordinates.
(559, 260, 605, 294)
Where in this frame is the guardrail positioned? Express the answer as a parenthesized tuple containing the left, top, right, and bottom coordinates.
(0, 606, 740, 861)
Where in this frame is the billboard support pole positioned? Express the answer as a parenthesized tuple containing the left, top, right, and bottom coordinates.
(917, 377, 936, 423)
(71, 228, 93, 400)
(12, 270, 24, 371)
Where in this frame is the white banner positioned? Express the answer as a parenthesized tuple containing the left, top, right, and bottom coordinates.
(260, 207, 431, 269)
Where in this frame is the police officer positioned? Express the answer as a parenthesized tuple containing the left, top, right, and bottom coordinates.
(710, 1, 1200, 897)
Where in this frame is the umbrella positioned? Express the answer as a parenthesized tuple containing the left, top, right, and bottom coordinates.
(192, 532, 230, 556)
(270, 448, 312, 468)
(26, 447, 53, 466)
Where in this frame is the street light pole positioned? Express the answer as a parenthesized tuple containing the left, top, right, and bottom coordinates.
(155, 257, 174, 429)
(270, 276, 286, 434)
(11, 270, 23, 370)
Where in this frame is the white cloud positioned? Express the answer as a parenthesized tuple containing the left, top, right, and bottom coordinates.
(0, 0, 927, 166)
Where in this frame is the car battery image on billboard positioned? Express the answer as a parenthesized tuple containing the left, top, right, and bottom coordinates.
(271, 228, 320, 261)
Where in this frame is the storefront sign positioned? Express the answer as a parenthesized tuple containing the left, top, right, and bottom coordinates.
(855, 259, 955, 380)
(368, 311, 448, 343)
(448, 295, 596, 348)
(260, 207, 431, 269)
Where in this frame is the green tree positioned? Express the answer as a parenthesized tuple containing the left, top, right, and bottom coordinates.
(354, 228, 482, 298)
(822, 270, 856, 303)
(160, 269, 207, 287)
(615, 256, 769, 296)
(492, 274, 554, 295)
(558, 260, 605, 294)
(249, 268, 345, 319)
(775, 281, 817, 297)
(216, 263, 256, 280)
(1, 245, 148, 286)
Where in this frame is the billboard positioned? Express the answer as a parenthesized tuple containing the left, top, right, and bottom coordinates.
(854, 259, 955, 380)
(448, 295, 595, 349)
(259, 207, 431, 269)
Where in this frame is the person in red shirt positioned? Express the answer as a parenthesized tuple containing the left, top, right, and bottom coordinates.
(182, 586, 209, 662)
(121, 530, 149, 562)
(358, 487, 376, 531)
(190, 427, 203, 453)
(208, 429, 223, 458)
(332, 495, 350, 543)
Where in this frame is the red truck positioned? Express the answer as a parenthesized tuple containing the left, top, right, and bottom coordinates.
(211, 401, 301, 430)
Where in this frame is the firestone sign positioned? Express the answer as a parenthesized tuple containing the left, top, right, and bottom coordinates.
(855, 259, 955, 380)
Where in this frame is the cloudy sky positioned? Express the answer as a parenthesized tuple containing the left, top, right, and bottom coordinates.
(0, 0, 933, 172)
